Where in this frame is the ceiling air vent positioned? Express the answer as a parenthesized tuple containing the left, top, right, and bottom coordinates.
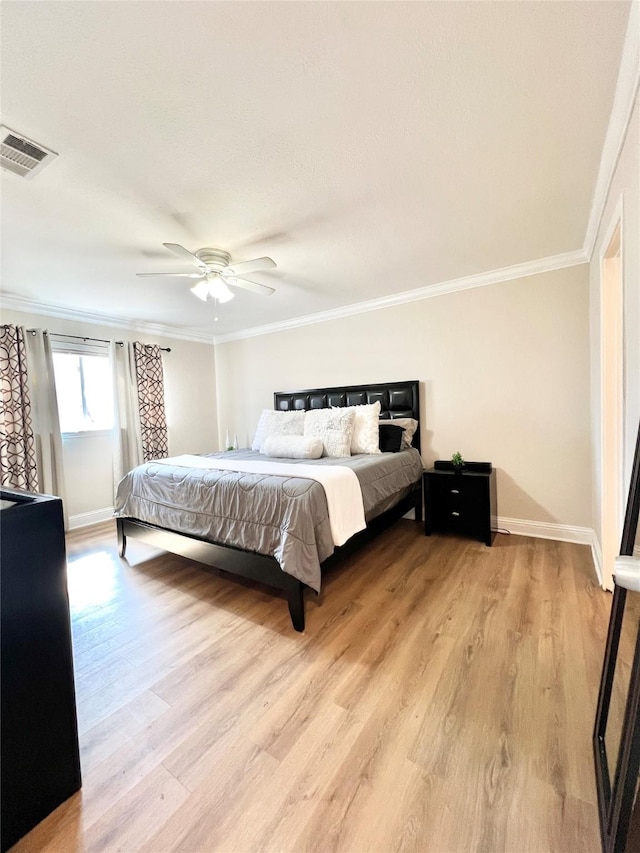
(0, 125, 58, 178)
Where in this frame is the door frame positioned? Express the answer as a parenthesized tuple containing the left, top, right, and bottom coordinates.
(599, 195, 625, 591)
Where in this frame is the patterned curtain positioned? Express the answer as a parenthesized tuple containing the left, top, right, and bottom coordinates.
(133, 342, 168, 461)
(0, 325, 38, 490)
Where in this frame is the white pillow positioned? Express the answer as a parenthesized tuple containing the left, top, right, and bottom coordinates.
(382, 416, 418, 449)
(304, 408, 355, 458)
(262, 435, 323, 459)
(339, 401, 381, 454)
(251, 409, 305, 452)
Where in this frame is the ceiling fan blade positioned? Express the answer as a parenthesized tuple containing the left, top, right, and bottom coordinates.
(222, 257, 276, 276)
(136, 272, 204, 278)
(162, 242, 209, 272)
(224, 276, 275, 297)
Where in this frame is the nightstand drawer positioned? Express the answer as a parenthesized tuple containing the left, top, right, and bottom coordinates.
(438, 477, 483, 510)
(423, 464, 497, 546)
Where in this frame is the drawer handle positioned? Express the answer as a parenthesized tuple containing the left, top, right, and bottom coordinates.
(450, 489, 459, 494)
(451, 511, 460, 517)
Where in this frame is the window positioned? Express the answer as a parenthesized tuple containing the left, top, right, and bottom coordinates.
(52, 344, 113, 433)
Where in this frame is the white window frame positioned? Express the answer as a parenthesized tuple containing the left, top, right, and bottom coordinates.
(50, 337, 114, 436)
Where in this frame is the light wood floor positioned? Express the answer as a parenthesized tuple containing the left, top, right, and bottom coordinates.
(11, 521, 610, 853)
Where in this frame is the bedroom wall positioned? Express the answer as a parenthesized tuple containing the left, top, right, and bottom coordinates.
(215, 263, 592, 530)
(1, 307, 218, 524)
(589, 95, 640, 552)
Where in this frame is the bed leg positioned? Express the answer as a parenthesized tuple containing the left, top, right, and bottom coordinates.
(117, 518, 126, 558)
(415, 489, 423, 524)
(287, 582, 305, 632)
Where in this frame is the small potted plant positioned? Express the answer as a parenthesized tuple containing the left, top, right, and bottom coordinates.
(451, 451, 465, 473)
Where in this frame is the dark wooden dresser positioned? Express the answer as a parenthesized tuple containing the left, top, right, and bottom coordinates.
(1, 488, 81, 852)
(423, 461, 497, 546)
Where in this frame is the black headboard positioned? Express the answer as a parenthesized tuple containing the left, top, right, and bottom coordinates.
(274, 380, 420, 451)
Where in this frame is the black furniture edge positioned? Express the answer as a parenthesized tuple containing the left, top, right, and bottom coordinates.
(117, 481, 422, 632)
(593, 419, 640, 853)
(118, 379, 423, 632)
(117, 517, 307, 631)
(433, 460, 492, 474)
(1, 488, 82, 852)
(423, 461, 496, 546)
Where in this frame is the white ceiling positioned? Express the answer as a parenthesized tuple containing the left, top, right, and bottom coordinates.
(0, 1, 632, 340)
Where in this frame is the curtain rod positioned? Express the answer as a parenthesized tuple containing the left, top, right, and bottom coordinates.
(24, 329, 171, 352)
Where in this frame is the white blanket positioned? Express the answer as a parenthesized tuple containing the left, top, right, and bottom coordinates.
(155, 454, 366, 547)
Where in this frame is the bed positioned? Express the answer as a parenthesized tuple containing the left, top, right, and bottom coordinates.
(115, 380, 423, 631)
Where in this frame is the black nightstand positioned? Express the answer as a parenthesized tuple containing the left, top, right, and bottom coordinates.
(423, 461, 497, 546)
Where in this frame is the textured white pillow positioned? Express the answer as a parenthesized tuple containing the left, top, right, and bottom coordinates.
(304, 408, 355, 458)
(341, 401, 381, 454)
(251, 409, 305, 452)
(262, 435, 323, 459)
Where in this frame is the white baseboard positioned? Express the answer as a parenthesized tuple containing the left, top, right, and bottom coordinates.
(68, 507, 114, 530)
(496, 516, 594, 545)
(591, 533, 604, 588)
(497, 516, 606, 587)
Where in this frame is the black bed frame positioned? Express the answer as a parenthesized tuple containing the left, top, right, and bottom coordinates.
(117, 380, 422, 632)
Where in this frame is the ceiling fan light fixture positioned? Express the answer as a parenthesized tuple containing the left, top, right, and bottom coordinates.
(140, 244, 276, 304)
(190, 280, 210, 302)
(209, 278, 234, 303)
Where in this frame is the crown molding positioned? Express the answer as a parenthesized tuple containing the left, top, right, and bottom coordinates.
(0, 292, 215, 345)
(0, 242, 602, 351)
(213, 247, 588, 344)
(2, 247, 587, 349)
(583, 1, 640, 260)
(1, 10, 634, 351)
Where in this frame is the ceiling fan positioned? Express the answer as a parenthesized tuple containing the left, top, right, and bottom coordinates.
(137, 243, 276, 303)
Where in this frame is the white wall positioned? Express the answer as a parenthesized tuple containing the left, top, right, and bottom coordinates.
(590, 95, 640, 549)
(61, 431, 114, 519)
(215, 263, 592, 528)
(2, 262, 597, 534)
(1, 307, 218, 523)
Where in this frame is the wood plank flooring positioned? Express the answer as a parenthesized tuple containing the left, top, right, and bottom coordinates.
(10, 521, 611, 853)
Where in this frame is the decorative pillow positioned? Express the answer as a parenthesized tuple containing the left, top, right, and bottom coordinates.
(380, 416, 418, 449)
(338, 401, 381, 454)
(304, 408, 355, 458)
(262, 435, 323, 459)
(378, 423, 405, 453)
(251, 409, 305, 452)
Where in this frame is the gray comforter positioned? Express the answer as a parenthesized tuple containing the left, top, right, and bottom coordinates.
(114, 448, 424, 592)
